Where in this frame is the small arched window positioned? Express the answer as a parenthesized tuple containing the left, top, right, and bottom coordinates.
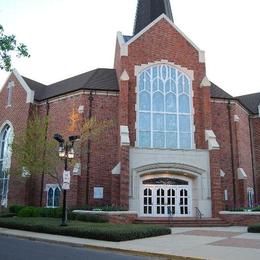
(46, 184, 61, 208)
(138, 64, 193, 149)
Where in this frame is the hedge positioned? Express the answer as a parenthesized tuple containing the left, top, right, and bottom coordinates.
(0, 217, 171, 241)
(248, 223, 260, 233)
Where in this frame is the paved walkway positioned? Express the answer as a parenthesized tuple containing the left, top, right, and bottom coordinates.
(0, 226, 259, 260)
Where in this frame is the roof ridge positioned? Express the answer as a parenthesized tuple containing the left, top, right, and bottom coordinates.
(236, 92, 260, 98)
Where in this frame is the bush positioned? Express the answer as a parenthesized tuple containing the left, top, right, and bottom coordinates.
(74, 214, 108, 223)
(252, 206, 260, 212)
(17, 206, 62, 218)
(248, 223, 260, 233)
(9, 205, 26, 214)
(0, 217, 171, 241)
(0, 213, 16, 218)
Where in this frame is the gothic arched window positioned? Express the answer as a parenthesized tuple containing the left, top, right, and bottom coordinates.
(0, 124, 13, 178)
(0, 124, 13, 207)
(138, 64, 193, 149)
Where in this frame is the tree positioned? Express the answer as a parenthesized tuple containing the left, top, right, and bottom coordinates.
(0, 24, 30, 71)
(11, 108, 114, 206)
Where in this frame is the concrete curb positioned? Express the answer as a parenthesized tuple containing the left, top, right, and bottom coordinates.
(0, 230, 204, 260)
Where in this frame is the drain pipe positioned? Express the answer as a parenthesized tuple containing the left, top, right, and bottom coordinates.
(85, 91, 94, 205)
(227, 100, 237, 209)
(40, 100, 50, 207)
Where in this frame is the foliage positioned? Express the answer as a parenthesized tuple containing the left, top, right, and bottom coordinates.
(252, 206, 260, 212)
(0, 217, 171, 241)
(248, 223, 260, 233)
(11, 114, 61, 184)
(0, 213, 16, 218)
(16, 206, 62, 218)
(68, 205, 126, 212)
(73, 213, 108, 223)
(9, 205, 26, 214)
(0, 24, 30, 71)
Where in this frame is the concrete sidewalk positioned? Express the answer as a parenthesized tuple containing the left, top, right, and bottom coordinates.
(0, 226, 259, 260)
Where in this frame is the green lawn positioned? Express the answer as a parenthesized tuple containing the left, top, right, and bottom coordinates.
(0, 217, 171, 241)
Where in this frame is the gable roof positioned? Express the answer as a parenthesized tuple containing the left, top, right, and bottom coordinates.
(23, 68, 119, 102)
(133, 0, 173, 35)
(210, 82, 233, 99)
(236, 93, 260, 115)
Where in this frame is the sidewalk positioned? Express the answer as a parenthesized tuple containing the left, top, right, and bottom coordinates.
(0, 226, 259, 260)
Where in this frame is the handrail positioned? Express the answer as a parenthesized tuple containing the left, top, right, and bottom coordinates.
(195, 207, 203, 219)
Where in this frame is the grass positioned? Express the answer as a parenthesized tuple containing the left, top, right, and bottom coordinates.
(0, 217, 171, 241)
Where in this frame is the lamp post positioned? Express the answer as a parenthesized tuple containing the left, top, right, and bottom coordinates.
(53, 133, 79, 226)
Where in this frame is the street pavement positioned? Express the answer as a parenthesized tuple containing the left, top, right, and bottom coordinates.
(0, 235, 159, 260)
(0, 226, 259, 260)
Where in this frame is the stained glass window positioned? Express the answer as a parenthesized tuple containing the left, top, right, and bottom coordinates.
(138, 64, 193, 149)
(46, 185, 60, 208)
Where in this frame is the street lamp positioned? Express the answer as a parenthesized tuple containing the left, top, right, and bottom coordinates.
(53, 133, 80, 226)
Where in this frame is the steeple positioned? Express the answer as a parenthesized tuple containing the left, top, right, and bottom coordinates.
(133, 0, 174, 35)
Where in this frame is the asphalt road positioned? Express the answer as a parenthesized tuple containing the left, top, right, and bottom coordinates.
(0, 235, 159, 260)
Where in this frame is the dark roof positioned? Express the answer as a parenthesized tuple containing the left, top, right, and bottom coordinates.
(123, 35, 133, 43)
(210, 82, 233, 99)
(23, 69, 119, 101)
(133, 0, 174, 35)
(236, 93, 260, 115)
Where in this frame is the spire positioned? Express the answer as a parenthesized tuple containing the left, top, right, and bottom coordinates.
(133, 0, 174, 35)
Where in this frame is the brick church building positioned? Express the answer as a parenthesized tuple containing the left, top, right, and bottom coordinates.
(0, 0, 259, 218)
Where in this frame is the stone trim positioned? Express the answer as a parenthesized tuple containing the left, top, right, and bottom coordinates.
(120, 125, 130, 146)
(134, 59, 194, 80)
(135, 163, 205, 176)
(73, 210, 137, 215)
(219, 211, 260, 215)
(117, 31, 128, 57)
(205, 130, 220, 150)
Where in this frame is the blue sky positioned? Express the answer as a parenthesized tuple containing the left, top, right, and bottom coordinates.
(0, 0, 260, 96)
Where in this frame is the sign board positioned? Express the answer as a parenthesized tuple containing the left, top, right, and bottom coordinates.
(62, 170, 71, 190)
(73, 163, 81, 176)
(94, 187, 103, 199)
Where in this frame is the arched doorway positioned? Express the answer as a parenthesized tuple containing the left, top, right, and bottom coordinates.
(141, 176, 192, 217)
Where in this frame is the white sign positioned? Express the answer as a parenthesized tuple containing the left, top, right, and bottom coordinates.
(62, 170, 71, 190)
(94, 187, 103, 199)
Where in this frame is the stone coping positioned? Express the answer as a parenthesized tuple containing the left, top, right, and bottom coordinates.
(73, 210, 138, 216)
(219, 211, 260, 215)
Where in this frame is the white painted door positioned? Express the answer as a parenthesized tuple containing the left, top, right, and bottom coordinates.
(142, 185, 192, 217)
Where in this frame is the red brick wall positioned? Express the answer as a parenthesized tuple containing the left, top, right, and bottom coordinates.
(220, 212, 260, 226)
(251, 117, 260, 204)
(36, 92, 119, 208)
(211, 99, 254, 209)
(0, 73, 31, 206)
(117, 19, 211, 149)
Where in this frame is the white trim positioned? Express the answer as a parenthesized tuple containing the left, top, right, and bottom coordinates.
(127, 14, 205, 63)
(12, 69, 35, 103)
(200, 76, 211, 88)
(117, 32, 128, 57)
(120, 125, 130, 146)
(135, 60, 194, 80)
(112, 163, 121, 175)
(205, 130, 220, 150)
(237, 168, 247, 180)
(219, 211, 260, 215)
(120, 70, 130, 81)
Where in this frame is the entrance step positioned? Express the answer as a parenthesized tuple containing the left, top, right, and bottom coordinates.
(133, 217, 231, 227)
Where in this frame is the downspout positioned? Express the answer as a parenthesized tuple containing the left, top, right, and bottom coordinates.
(85, 91, 93, 205)
(40, 100, 50, 207)
(227, 100, 237, 209)
(248, 115, 257, 205)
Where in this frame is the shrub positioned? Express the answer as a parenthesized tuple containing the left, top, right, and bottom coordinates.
(0, 213, 16, 218)
(9, 205, 26, 214)
(18, 207, 35, 217)
(0, 217, 171, 241)
(248, 223, 260, 233)
(74, 214, 108, 223)
(252, 206, 260, 212)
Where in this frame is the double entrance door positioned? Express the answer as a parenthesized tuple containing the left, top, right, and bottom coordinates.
(142, 185, 192, 217)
